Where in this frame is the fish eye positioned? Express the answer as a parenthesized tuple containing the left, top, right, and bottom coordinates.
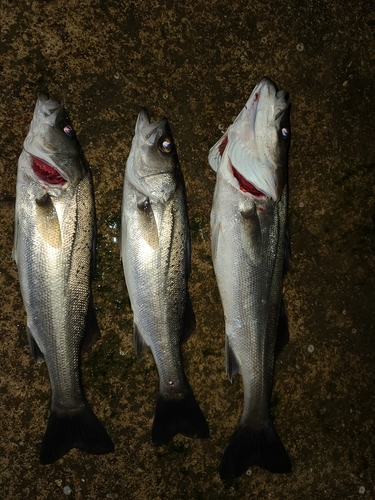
(281, 127, 289, 139)
(159, 138, 173, 153)
(63, 125, 75, 137)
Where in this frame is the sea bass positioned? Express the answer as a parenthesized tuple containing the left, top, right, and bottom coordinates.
(12, 94, 114, 464)
(209, 77, 291, 480)
(121, 109, 209, 445)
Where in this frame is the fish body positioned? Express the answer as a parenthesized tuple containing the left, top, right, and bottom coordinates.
(209, 78, 291, 480)
(121, 109, 209, 445)
(13, 94, 114, 464)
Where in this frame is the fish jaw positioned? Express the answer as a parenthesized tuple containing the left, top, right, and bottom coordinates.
(23, 93, 85, 190)
(125, 108, 179, 203)
(208, 77, 290, 201)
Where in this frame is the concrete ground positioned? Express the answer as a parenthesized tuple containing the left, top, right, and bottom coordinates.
(0, 0, 374, 498)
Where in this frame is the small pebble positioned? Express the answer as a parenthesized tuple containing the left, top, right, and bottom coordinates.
(359, 486, 365, 494)
(296, 43, 304, 51)
(246, 469, 252, 476)
(308, 345, 314, 353)
(63, 486, 72, 495)
(163, 94, 168, 99)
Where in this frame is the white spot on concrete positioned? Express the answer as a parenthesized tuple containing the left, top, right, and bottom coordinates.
(63, 486, 72, 495)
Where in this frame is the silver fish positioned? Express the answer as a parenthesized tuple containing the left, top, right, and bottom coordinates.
(121, 109, 209, 445)
(209, 77, 291, 480)
(12, 94, 114, 464)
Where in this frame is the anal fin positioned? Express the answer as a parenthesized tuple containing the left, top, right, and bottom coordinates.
(181, 292, 196, 343)
(275, 300, 289, 358)
(81, 294, 101, 353)
(225, 336, 240, 383)
(133, 322, 149, 360)
(27, 327, 44, 364)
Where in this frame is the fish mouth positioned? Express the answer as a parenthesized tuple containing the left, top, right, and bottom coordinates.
(31, 156, 67, 185)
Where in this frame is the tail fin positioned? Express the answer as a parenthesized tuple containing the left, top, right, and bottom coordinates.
(40, 404, 114, 464)
(219, 420, 291, 481)
(151, 391, 210, 446)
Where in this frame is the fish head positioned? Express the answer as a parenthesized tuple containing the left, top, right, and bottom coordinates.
(23, 93, 86, 191)
(209, 77, 290, 201)
(126, 108, 179, 203)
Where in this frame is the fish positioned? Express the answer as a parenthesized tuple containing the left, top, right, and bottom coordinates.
(12, 94, 114, 464)
(209, 77, 291, 480)
(121, 108, 209, 446)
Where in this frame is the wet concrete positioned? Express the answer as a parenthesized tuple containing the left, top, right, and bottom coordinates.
(1, 0, 375, 498)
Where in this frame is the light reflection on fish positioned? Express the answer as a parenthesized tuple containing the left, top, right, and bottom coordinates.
(121, 109, 209, 445)
(13, 94, 114, 464)
(209, 77, 291, 480)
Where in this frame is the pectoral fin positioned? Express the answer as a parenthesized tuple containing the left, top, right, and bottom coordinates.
(137, 196, 159, 249)
(240, 206, 261, 264)
(35, 193, 62, 249)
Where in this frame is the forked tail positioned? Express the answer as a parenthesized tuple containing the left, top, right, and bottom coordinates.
(152, 390, 209, 446)
(220, 419, 291, 481)
(40, 404, 114, 464)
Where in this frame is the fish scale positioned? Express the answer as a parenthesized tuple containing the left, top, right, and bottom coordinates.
(121, 108, 209, 445)
(13, 94, 113, 464)
(209, 77, 291, 480)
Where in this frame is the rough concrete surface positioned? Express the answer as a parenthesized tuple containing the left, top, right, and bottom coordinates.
(1, 0, 375, 498)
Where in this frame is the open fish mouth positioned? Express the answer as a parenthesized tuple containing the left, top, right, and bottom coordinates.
(31, 156, 67, 185)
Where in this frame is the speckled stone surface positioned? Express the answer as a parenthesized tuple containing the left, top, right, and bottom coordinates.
(1, 0, 375, 498)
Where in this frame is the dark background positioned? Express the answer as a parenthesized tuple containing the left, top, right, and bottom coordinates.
(1, 0, 374, 498)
